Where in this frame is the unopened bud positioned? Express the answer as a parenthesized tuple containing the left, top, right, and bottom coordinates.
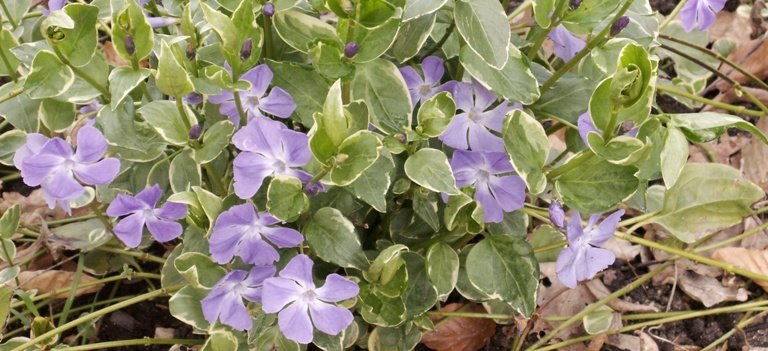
(263, 3, 276, 17)
(610, 16, 630, 36)
(344, 42, 359, 58)
(240, 38, 253, 60)
(186, 43, 196, 60)
(569, 0, 582, 9)
(394, 133, 406, 143)
(304, 182, 325, 196)
(188, 124, 202, 140)
(124, 35, 136, 56)
(549, 201, 565, 229)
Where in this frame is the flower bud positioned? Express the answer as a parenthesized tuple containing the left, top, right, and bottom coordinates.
(394, 133, 407, 143)
(304, 182, 325, 196)
(188, 124, 202, 140)
(344, 42, 359, 58)
(610, 16, 630, 36)
(569, 0, 582, 9)
(240, 38, 253, 60)
(549, 200, 565, 229)
(124, 35, 136, 56)
(263, 3, 276, 17)
(186, 43, 196, 60)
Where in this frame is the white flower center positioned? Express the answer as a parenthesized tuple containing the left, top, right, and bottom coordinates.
(299, 289, 317, 303)
(418, 84, 432, 95)
(468, 109, 482, 122)
(249, 94, 260, 106)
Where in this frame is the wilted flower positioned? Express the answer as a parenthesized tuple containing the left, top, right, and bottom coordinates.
(209, 64, 297, 126)
(680, 0, 726, 32)
(548, 25, 585, 61)
(262, 255, 359, 344)
(209, 203, 303, 265)
(549, 200, 565, 229)
(439, 81, 515, 152)
(556, 209, 624, 288)
(202, 266, 277, 331)
(232, 118, 311, 199)
(399, 56, 454, 105)
(14, 125, 120, 214)
(450, 150, 526, 223)
(106, 184, 187, 248)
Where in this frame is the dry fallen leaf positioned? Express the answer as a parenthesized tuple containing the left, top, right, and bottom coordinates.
(421, 303, 496, 351)
(6, 270, 102, 298)
(677, 270, 748, 307)
(708, 8, 752, 44)
(743, 117, 768, 192)
(0, 190, 90, 225)
(533, 263, 598, 340)
(606, 332, 660, 351)
(585, 280, 659, 313)
(712, 247, 768, 291)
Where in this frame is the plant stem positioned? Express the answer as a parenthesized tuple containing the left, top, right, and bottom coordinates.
(175, 97, 193, 132)
(262, 13, 274, 60)
(0, 86, 24, 104)
(618, 211, 658, 228)
(52, 46, 111, 101)
(88, 202, 116, 237)
(508, 0, 533, 20)
(61, 338, 205, 350)
(659, 0, 690, 30)
(11, 286, 183, 351)
(96, 246, 166, 264)
(0, 38, 18, 82)
(57, 254, 85, 327)
(421, 21, 455, 59)
(203, 163, 226, 195)
(656, 84, 765, 117)
(695, 220, 768, 253)
(43, 214, 98, 226)
(0, 0, 18, 29)
(232, 91, 248, 127)
(701, 309, 768, 351)
(546, 151, 593, 179)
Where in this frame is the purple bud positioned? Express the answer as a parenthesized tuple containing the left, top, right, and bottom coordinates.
(549, 201, 565, 229)
(189, 124, 202, 140)
(569, 0, 582, 9)
(610, 16, 630, 36)
(304, 182, 325, 196)
(344, 42, 359, 58)
(263, 3, 275, 17)
(186, 43, 196, 60)
(240, 38, 253, 60)
(124, 35, 136, 56)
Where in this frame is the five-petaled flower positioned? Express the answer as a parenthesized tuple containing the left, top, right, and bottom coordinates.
(209, 203, 304, 265)
(556, 209, 624, 288)
(106, 184, 187, 248)
(548, 25, 586, 62)
(14, 125, 120, 214)
(439, 81, 515, 152)
(262, 254, 359, 344)
(209, 64, 297, 126)
(680, 0, 726, 32)
(232, 118, 312, 200)
(450, 150, 526, 223)
(399, 56, 455, 106)
(202, 265, 277, 331)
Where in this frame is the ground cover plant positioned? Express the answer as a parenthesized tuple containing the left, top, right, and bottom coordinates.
(2, 0, 768, 349)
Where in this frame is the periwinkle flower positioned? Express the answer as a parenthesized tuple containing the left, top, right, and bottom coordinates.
(450, 150, 526, 223)
(106, 185, 187, 248)
(42, 0, 66, 15)
(548, 25, 585, 62)
(577, 112, 638, 147)
(556, 209, 624, 288)
(680, 0, 726, 32)
(202, 266, 277, 331)
(399, 56, 454, 105)
(232, 118, 312, 199)
(549, 201, 565, 229)
(439, 81, 515, 152)
(14, 126, 120, 214)
(209, 64, 297, 125)
(262, 255, 359, 344)
(209, 203, 303, 265)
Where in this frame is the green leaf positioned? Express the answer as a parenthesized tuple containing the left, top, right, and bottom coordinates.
(460, 45, 540, 105)
(426, 242, 459, 298)
(454, 0, 510, 69)
(108, 67, 151, 111)
(583, 305, 614, 335)
(352, 59, 412, 134)
(0, 204, 19, 240)
(304, 207, 369, 270)
(330, 131, 383, 186)
(156, 42, 194, 97)
(403, 0, 447, 20)
(412, 187, 440, 231)
(273, 10, 341, 53)
(530, 225, 566, 262)
(267, 60, 331, 127)
(652, 163, 764, 243)
(366, 244, 408, 285)
(416, 92, 455, 138)
(0, 285, 12, 332)
(310, 41, 354, 80)
(169, 286, 210, 330)
(201, 3, 239, 54)
(174, 252, 227, 289)
(309, 80, 363, 163)
(404, 148, 460, 195)
(353, 16, 401, 63)
(267, 175, 308, 222)
(53, 4, 99, 67)
(346, 152, 395, 212)
(391, 14, 436, 63)
(0, 130, 26, 166)
(170, 149, 202, 193)
(138, 101, 193, 146)
(587, 133, 649, 166)
(0, 29, 20, 77)
(660, 127, 688, 188)
(195, 121, 235, 164)
(530, 72, 594, 124)
(49, 218, 111, 251)
(532, 0, 555, 28)
(367, 325, 421, 351)
(39, 99, 75, 132)
(203, 332, 238, 351)
(555, 154, 639, 213)
(111, 0, 154, 61)
(97, 104, 167, 162)
(0, 82, 38, 132)
(25, 51, 75, 99)
(402, 252, 438, 317)
(562, 0, 621, 34)
(503, 110, 549, 195)
(668, 112, 768, 144)
(466, 235, 539, 316)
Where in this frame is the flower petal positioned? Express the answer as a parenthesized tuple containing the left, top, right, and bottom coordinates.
(262, 277, 303, 313)
(566, 211, 584, 243)
(488, 174, 526, 213)
(278, 301, 313, 344)
(73, 126, 108, 163)
(260, 87, 297, 118)
(106, 194, 147, 217)
(135, 185, 163, 208)
(439, 113, 471, 150)
(555, 246, 580, 288)
(421, 56, 445, 86)
(156, 202, 187, 220)
(262, 226, 304, 248)
(145, 216, 183, 243)
(279, 254, 315, 289)
(218, 294, 253, 331)
(232, 152, 274, 199)
(309, 301, 353, 336)
(315, 274, 359, 302)
(235, 236, 280, 265)
(73, 158, 120, 185)
(113, 213, 146, 248)
(475, 181, 503, 223)
(592, 209, 624, 246)
(241, 64, 273, 97)
(21, 153, 65, 186)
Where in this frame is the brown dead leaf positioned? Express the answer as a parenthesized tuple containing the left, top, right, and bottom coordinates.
(585, 280, 660, 313)
(712, 247, 768, 291)
(607, 332, 660, 351)
(678, 270, 748, 307)
(708, 9, 752, 44)
(6, 270, 102, 298)
(744, 117, 768, 192)
(533, 263, 597, 339)
(421, 303, 496, 351)
(719, 39, 768, 89)
(0, 190, 82, 225)
(740, 217, 768, 250)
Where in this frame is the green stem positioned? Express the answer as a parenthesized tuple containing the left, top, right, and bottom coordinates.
(546, 151, 593, 179)
(175, 97, 193, 132)
(60, 339, 204, 351)
(507, 0, 532, 20)
(0, 0, 18, 29)
(203, 163, 227, 195)
(52, 46, 111, 101)
(262, 13, 274, 60)
(11, 286, 183, 351)
(695, 220, 768, 253)
(421, 21, 455, 59)
(88, 202, 116, 237)
(232, 92, 248, 127)
(656, 84, 765, 117)
(4, 296, 133, 338)
(701, 310, 768, 351)
(617, 211, 658, 228)
(659, 0, 690, 30)
(0, 172, 20, 183)
(96, 246, 166, 264)
(57, 254, 85, 327)
(538, 0, 635, 95)
(43, 214, 98, 226)
(0, 87, 24, 104)
(0, 38, 18, 82)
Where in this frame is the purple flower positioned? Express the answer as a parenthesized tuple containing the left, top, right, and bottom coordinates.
(78, 101, 102, 115)
(262, 255, 359, 344)
(202, 266, 277, 331)
(680, 0, 726, 32)
(610, 16, 630, 36)
(439, 81, 515, 152)
(14, 126, 120, 214)
(556, 209, 624, 288)
(232, 118, 311, 199)
(577, 112, 638, 147)
(399, 56, 454, 105)
(42, 0, 66, 15)
(549, 200, 565, 229)
(548, 25, 585, 62)
(209, 64, 297, 126)
(105, 185, 187, 248)
(450, 150, 526, 223)
(209, 203, 304, 265)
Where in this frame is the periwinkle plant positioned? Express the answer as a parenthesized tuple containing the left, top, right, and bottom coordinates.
(1, 0, 765, 349)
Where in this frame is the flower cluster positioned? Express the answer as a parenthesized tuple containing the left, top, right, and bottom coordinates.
(106, 185, 187, 248)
